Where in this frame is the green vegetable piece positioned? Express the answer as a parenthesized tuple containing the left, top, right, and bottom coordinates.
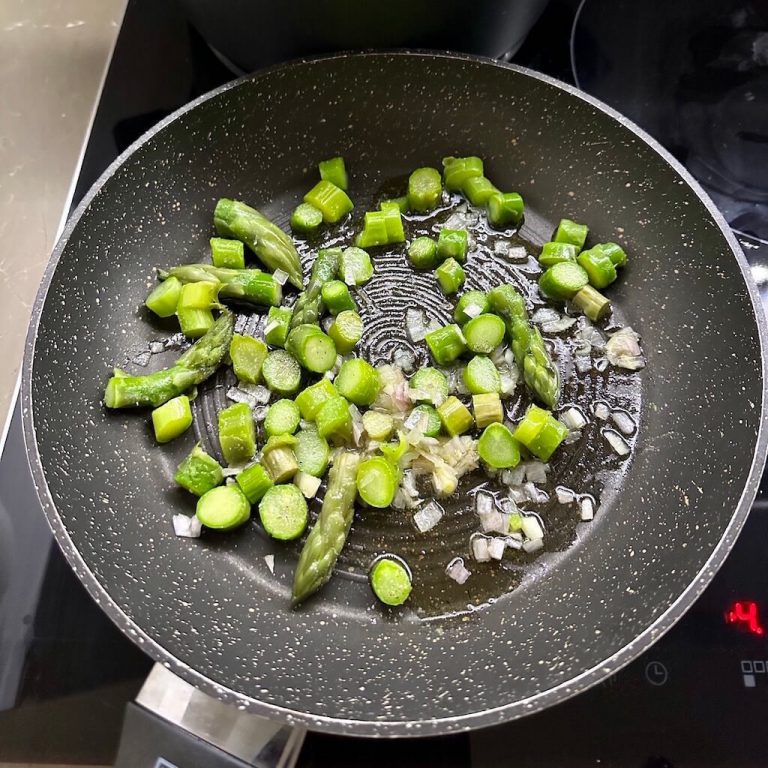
(454, 290, 490, 324)
(318, 156, 349, 190)
(553, 218, 588, 250)
(321, 280, 357, 315)
(437, 229, 468, 263)
(160, 264, 281, 308)
(513, 404, 568, 461)
(261, 349, 302, 395)
(487, 192, 524, 229)
(410, 404, 441, 437)
(178, 281, 220, 311)
(478, 423, 521, 469)
(442, 156, 484, 191)
(295, 428, 330, 477)
(509, 512, 523, 533)
(292, 450, 361, 606)
(437, 396, 474, 436)
(356, 456, 398, 508)
(286, 324, 337, 373)
(370, 557, 412, 606)
(409, 367, 449, 405)
(594, 241, 628, 267)
(262, 445, 299, 484)
(334, 358, 381, 406)
(263, 433, 299, 453)
(196, 485, 251, 531)
(383, 196, 409, 213)
(291, 248, 340, 329)
(362, 410, 395, 441)
(178, 308, 214, 338)
(573, 285, 612, 321)
(315, 396, 352, 442)
(340, 247, 374, 286)
(210, 237, 245, 269)
(265, 306, 292, 347)
(380, 201, 405, 243)
(472, 392, 503, 428)
(235, 463, 273, 504)
(175, 444, 223, 496)
(463, 313, 506, 354)
(577, 247, 618, 289)
(539, 261, 590, 301)
(538, 241, 578, 268)
(104, 311, 234, 409)
(229, 334, 268, 384)
(355, 210, 389, 248)
(259, 484, 308, 541)
(290, 203, 323, 234)
(425, 324, 467, 366)
(463, 356, 501, 395)
(146, 276, 182, 318)
(264, 399, 301, 436)
(407, 167, 442, 212)
(295, 378, 337, 421)
(303, 180, 354, 224)
(152, 395, 193, 443)
(436, 257, 465, 295)
(407, 236, 439, 270)
(462, 175, 499, 206)
(328, 310, 363, 354)
(379, 432, 408, 465)
(218, 401, 256, 465)
(214, 198, 303, 289)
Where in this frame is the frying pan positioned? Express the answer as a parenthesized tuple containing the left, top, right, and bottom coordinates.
(21, 52, 768, 736)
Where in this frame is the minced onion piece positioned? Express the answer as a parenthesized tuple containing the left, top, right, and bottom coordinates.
(594, 357, 609, 372)
(556, 486, 576, 504)
(498, 496, 519, 516)
(508, 246, 527, 261)
(606, 326, 645, 370)
(348, 403, 364, 446)
(505, 534, 523, 550)
(294, 471, 322, 499)
(610, 409, 636, 435)
(524, 461, 548, 485)
(221, 466, 243, 477)
(508, 486, 526, 504)
(502, 466, 526, 487)
(532, 307, 560, 325)
(576, 317, 606, 351)
(604, 428, 631, 457)
(393, 347, 416, 374)
(490, 344, 507, 366)
(580, 496, 595, 521)
(593, 401, 610, 421)
(226, 386, 260, 408)
(149, 340, 165, 354)
(446, 557, 471, 584)
(574, 355, 592, 374)
(522, 538, 544, 554)
(264, 554, 275, 574)
(542, 316, 577, 334)
(464, 302, 483, 319)
(322, 315, 335, 333)
(173, 514, 202, 538)
(494, 241, 510, 257)
(478, 509, 505, 534)
(521, 513, 545, 541)
(475, 491, 494, 517)
(471, 534, 491, 562)
(488, 537, 506, 560)
(406, 309, 428, 342)
(253, 405, 268, 422)
(131, 349, 152, 367)
(563, 430, 582, 444)
(241, 382, 271, 404)
(414, 500, 444, 532)
(560, 406, 587, 431)
(272, 268, 289, 286)
(523, 482, 549, 504)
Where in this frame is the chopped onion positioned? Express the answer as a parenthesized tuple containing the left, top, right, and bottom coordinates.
(471, 534, 491, 562)
(525, 461, 549, 484)
(521, 513, 545, 541)
(294, 471, 322, 499)
(508, 246, 528, 261)
(221, 466, 243, 477)
(574, 355, 592, 373)
(580, 496, 595, 521)
(606, 327, 645, 370)
(523, 482, 549, 504)
(556, 486, 576, 504)
(593, 401, 610, 421)
(563, 430, 582, 444)
(542, 316, 577, 334)
(475, 491, 494, 517)
(508, 486, 527, 504)
(494, 241, 510, 257)
(478, 509, 506, 534)
(522, 538, 544, 554)
(414, 500, 444, 533)
(610, 409, 636, 435)
(604, 428, 630, 457)
(264, 554, 275, 573)
(173, 514, 202, 538)
(425, 318, 442, 335)
(498, 363, 519, 395)
(131, 350, 152, 367)
(348, 404, 364, 446)
(502, 466, 526, 487)
(488, 537, 506, 560)
(498, 496, 519, 516)
(406, 308, 428, 342)
(465, 302, 484, 319)
(559, 406, 587, 431)
(393, 347, 416, 373)
(532, 308, 560, 325)
(576, 318, 606, 351)
(253, 405, 268, 422)
(594, 357, 609, 372)
(149, 340, 165, 354)
(239, 382, 271, 404)
(446, 557, 471, 584)
(322, 315, 335, 333)
(272, 268, 289, 286)
(505, 534, 523, 550)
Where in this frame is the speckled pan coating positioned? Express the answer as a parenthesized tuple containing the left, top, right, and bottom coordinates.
(21, 52, 768, 736)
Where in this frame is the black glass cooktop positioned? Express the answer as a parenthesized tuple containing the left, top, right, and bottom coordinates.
(1, 0, 767, 765)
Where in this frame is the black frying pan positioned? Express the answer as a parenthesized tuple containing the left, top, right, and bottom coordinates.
(22, 52, 768, 736)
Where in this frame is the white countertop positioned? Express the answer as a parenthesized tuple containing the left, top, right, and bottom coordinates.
(0, 0, 126, 434)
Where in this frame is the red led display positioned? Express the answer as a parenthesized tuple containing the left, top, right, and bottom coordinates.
(725, 601, 765, 636)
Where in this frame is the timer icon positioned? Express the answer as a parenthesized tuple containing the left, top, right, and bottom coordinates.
(644, 661, 668, 686)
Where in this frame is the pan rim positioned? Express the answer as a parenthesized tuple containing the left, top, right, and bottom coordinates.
(21, 49, 768, 737)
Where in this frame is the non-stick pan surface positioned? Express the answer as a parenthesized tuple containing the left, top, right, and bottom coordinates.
(22, 53, 768, 735)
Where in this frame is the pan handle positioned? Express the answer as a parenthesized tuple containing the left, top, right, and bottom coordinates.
(115, 663, 306, 767)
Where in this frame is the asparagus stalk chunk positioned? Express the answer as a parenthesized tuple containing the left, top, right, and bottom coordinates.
(290, 248, 340, 328)
(159, 264, 282, 308)
(104, 311, 234, 409)
(292, 450, 361, 606)
(213, 198, 304, 289)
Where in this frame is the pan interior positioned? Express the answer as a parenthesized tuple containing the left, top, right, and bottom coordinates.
(24, 53, 765, 733)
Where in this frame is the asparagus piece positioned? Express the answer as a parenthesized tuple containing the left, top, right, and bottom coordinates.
(159, 264, 281, 308)
(213, 198, 304, 289)
(290, 248, 340, 328)
(104, 311, 234, 408)
(487, 285, 560, 408)
(292, 450, 361, 606)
